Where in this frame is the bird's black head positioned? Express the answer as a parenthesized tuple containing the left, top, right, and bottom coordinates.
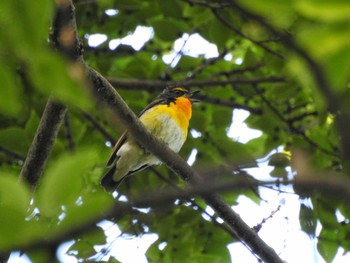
(159, 87, 200, 103)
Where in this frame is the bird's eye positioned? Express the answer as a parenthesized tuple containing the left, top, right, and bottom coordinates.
(173, 90, 182, 96)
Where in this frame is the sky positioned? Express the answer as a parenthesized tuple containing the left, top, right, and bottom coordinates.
(9, 13, 350, 263)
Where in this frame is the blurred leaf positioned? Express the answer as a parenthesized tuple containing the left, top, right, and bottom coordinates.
(157, 0, 183, 19)
(24, 110, 40, 139)
(299, 204, 317, 237)
(0, 64, 22, 116)
(236, 0, 294, 27)
(35, 149, 98, 218)
(68, 226, 106, 259)
(318, 228, 339, 262)
(0, 127, 29, 153)
(60, 190, 114, 230)
(0, 173, 34, 249)
(150, 18, 188, 42)
(295, 0, 350, 22)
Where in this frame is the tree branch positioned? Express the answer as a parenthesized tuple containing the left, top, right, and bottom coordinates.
(0, 146, 25, 162)
(19, 99, 67, 187)
(107, 76, 285, 90)
(81, 111, 116, 144)
(197, 94, 263, 114)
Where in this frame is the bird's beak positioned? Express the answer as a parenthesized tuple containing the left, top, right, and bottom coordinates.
(187, 90, 200, 103)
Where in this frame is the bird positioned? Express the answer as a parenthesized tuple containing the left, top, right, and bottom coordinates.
(101, 87, 200, 191)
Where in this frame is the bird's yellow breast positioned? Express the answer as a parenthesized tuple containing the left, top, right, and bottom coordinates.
(139, 97, 192, 141)
(154, 97, 192, 132)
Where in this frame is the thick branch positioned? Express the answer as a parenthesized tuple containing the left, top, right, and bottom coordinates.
(19, 99, 67, 187)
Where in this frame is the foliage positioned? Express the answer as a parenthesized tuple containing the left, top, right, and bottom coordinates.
(0, 0, 350, 262)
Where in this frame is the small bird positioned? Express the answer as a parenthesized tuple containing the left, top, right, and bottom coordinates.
(101, 87, 200, 191)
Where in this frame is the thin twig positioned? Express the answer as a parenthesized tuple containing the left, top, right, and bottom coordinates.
(0, 146, 25, 161)
(212, 9, 285, 59)
(107, 76, 286, 90)
(197, 94, 263, 114)
(81, 111, 116, 144)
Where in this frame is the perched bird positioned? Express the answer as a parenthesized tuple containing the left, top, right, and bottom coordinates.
(101, 87, 200, 191)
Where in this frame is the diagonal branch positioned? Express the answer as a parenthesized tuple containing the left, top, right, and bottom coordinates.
(19, 99, 67, 187)
(87, 66, 284, 263)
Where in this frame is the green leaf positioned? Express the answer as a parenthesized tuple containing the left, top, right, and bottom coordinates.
(67, 226, 106, 259)
(157, 0, 183, 19)
(0, 173, 33, 249)
(150, 18, 188, 42)
(295, 0, 350, 22)
(236, 0, 294, 27)
(35, 149, 98, 218)
(318, 229, 339, 262)
(0, 127, 29, 153)
(299, 204, 317, 237)
(29, 52, 91, 109)
(208, 19, 231, 49)
(0, 63, 22, 116)
(25, 110, 40, 140)
(60, 190, 114, 230)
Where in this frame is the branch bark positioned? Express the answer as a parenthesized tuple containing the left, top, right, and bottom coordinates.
(19, 99, 67, 187)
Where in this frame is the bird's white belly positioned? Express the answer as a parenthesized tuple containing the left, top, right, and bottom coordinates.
(153, 114, 187, 153)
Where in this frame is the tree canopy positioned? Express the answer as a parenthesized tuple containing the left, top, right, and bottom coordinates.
(1, 0, 350, 262)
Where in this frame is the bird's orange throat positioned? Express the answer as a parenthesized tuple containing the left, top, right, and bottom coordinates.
(172, 97, 193, 120)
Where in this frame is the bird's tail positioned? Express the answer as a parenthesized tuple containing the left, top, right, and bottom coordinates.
(100, 166, 125, 191)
